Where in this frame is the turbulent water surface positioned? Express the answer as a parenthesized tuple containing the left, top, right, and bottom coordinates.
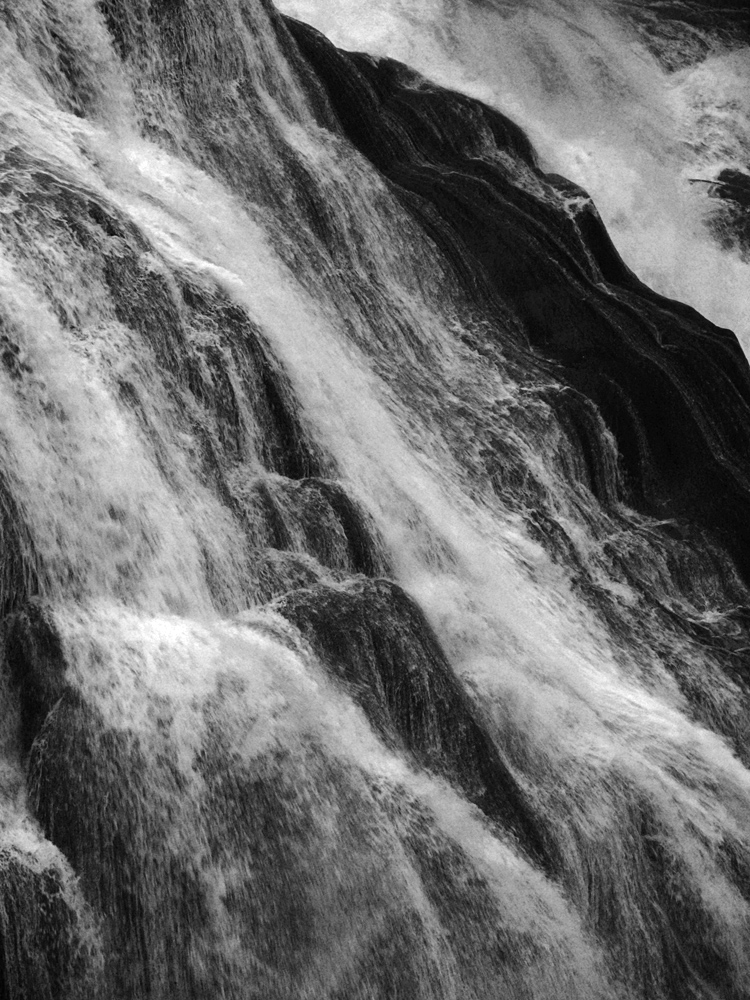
(1, 1, 750, 998)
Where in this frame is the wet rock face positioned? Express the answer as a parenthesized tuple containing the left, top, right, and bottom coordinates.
(238, 476, 390, 578)
(286, 17, 750, 581)
(0, 848, 101, 1000)
(14, 605, 573, 1000)
(0, 145, 328, 491)
(704, 168, 750, 260)
(616, 1, 750, 71)
(29, 689, 216, 1000)
(4, 602, 68, 754)
(6, 595, 745, 1000)
(2, 0, 750, 998)
(275, 578, 555, 872)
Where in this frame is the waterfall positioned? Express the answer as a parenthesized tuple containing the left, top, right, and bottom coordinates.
(278, 0, 750, 341)
(1, 1, 749, 998)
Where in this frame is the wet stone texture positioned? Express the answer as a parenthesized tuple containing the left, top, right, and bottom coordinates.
(0, 847, 101, 1000)
(287, 17, 750, 584)
(275, 578, 556, 873)
(1, 1, 750, 998)
(12, 604, 562, 1000)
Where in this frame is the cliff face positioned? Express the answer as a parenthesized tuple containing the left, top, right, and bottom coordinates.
(1, 2, 750, 999)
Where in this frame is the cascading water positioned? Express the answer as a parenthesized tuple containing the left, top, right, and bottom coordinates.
(278, 0, 750, 341)
(1, 1, 749, 998)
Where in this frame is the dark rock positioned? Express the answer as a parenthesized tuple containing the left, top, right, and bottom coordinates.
(287, 19, 750, 583)
(4, 601, 68, 753)
(275, 577, 556, 872)
(0, 847, 101, 1000)
(236, 475, 390, 577)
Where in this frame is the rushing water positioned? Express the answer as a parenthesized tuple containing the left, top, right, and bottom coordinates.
(1, 1, 750, 998)
(278, 0, 750, 342)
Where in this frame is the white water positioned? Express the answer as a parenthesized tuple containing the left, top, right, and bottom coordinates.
(1, 1, 749, 996)
(278, 0, 750, 345)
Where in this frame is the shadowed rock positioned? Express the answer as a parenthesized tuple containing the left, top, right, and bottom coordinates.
(275, 577, 556, 872)
(0, 847, 101, 1000)
(22, 616, 570, 1000)
(286, 19, 750, 583)
(236, 475, 390, 578)
(4, 601, 68, 753)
